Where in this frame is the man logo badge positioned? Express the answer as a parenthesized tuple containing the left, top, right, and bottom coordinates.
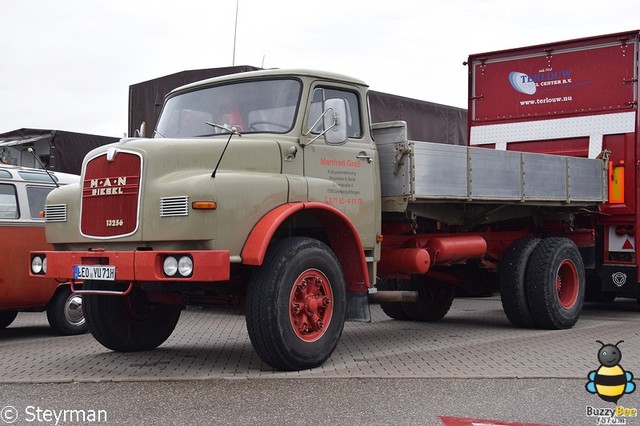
(612, 272, 627, 287)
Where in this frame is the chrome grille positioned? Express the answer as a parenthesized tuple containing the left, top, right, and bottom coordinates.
(45, 204, 68, 222)
(160, 196, 189, 217)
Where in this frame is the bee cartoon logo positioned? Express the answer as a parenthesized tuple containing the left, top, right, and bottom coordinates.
(586, 340, 636, 403)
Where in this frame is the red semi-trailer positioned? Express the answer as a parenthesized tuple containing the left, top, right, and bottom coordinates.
(468, 29, 640, 303)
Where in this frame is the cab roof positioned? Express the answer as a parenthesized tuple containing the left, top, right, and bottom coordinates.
(170, 68, 369, 96)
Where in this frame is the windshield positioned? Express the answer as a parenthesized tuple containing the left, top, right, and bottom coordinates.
(155, 78, 302, 138)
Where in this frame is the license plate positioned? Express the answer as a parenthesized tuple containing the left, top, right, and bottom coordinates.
(73, 265, 116, 281)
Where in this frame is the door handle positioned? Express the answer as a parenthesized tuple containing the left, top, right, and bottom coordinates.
(285, 145, 298, 162)
(356, 152, 373, 164)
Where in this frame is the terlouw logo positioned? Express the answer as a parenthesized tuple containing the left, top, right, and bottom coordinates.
(509, 71, 537, 95)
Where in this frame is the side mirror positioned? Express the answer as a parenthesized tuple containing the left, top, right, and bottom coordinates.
(323, 98, 348, 145)
(136, 122, 146, 138)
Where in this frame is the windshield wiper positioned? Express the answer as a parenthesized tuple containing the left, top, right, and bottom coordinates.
(208, 122, 242, 178)
(204, 121, 242, 137)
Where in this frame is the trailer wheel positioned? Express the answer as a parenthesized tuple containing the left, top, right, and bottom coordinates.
(377, 278, 411, 320)
(0, 311, 18, 329)
(525, 237, 585, 329)
(83, 281, 181, 351)
(401, 275, 455, 322)
(246, 237, 346, 371)
(499, 237, 540, 328)
(46, 286, 88, 335)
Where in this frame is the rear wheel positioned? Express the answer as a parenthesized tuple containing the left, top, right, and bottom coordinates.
(401, 275, 456, 322)
(0, 311, 18, 329)
(499, 237, 540, 328)
(377, 278, 411, 320)
(525, 237, 585, 329)
(47, 286, 88, 335)
(246, 237, 346, 371)
(83, 281, 181, 351)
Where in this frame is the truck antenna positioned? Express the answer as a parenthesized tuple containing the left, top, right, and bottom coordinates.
(27, 147, 59, 188)
(232, 0, 239, 65)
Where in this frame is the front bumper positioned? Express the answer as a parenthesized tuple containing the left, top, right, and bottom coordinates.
(30, 249, 230, 282)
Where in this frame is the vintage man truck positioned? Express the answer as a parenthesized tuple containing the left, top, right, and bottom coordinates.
(31, 30, 637, 371)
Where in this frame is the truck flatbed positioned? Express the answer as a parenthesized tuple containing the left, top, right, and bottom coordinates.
(374, 121, 607, 219)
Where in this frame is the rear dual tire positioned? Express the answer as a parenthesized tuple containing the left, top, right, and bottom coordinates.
(500, 237, 540, 328)
(525, 237, 585, 329)
(500, 237, 584, 330)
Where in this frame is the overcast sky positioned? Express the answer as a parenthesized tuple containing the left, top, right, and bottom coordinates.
(1, 0, 639, 137)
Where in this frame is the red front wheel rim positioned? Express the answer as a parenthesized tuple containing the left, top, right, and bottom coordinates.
(289, 269, 333, 342)
(556, 259, 579, 309)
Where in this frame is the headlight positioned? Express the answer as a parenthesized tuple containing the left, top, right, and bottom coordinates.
(178, 256, 193, 277)
(163, 256, 178, 276)
(163, 255, 193, 278)
(31, 255, 46, 274)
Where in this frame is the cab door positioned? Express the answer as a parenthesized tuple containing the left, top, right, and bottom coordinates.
(302, 86, 379, 250)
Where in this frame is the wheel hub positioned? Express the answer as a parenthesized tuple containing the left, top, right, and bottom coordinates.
(289, 269, 333, 342)
(64, 294, 85, 326)
(556, 259, 579, 309)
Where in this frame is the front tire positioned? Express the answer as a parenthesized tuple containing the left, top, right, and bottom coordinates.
(83, 281, 181, 351)
(525, 237, 585, 329)
(47, 286, 88, 335)
(246, 237, 346, 371)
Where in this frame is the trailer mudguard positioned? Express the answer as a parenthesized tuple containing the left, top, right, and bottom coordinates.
(241, 202, 370, 292)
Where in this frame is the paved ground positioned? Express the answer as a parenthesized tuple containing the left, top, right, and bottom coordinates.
(2, 296, 640, 383)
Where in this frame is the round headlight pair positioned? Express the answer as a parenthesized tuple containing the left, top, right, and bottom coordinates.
(31, 255, 47, 275)
(163, 255, 193, 277)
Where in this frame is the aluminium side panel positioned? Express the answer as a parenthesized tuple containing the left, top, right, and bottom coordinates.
(521, 153, 567, 201)
(567, 156, 607, 201)
(468, 148, 521, 200)
(413, 142, 468, 199)
(409, 141, 606, 204)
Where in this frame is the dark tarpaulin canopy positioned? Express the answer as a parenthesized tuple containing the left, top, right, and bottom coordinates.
(128, 66, 467, 146)
(369, 91, 467, 145)
(0, 128, 118, 175)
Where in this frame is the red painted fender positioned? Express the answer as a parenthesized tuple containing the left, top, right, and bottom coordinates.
(241, 202, 370, 292)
